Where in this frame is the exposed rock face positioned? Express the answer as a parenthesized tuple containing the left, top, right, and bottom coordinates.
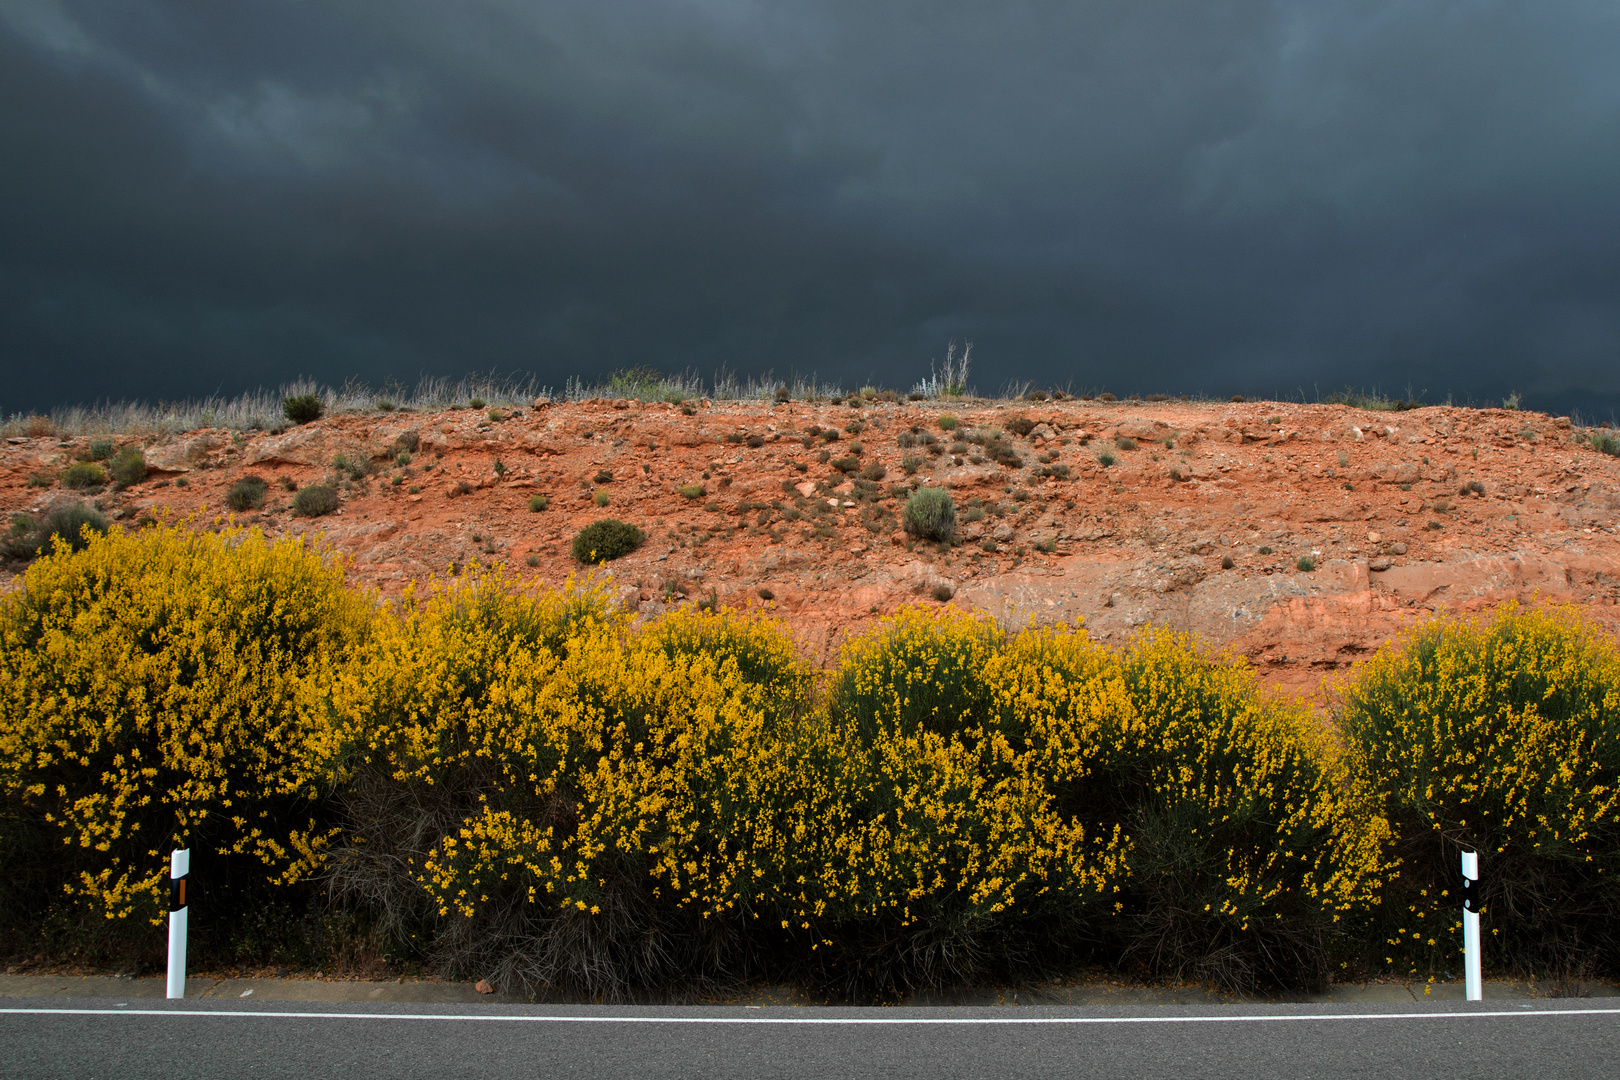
(4, 399, 1617, 701)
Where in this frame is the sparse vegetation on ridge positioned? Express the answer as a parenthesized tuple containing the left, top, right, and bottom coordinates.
(282, 394, 324, 425)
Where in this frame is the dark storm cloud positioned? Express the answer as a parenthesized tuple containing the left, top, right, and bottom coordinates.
(3, 0, 1619, 415)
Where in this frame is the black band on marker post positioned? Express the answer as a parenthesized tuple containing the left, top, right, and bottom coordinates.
(169, 874, 188, 912)
(1459, 877, 1477, 912)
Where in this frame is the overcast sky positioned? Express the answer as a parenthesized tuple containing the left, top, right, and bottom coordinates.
(3, 1, 1619, 416)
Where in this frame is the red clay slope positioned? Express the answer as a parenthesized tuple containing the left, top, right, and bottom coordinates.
(5, 397, 1618, 701)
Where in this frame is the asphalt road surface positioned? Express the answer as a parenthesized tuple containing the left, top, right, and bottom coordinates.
(3, 999, 1618, 1079)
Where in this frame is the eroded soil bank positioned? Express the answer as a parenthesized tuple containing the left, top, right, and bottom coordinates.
(6, 397, 1617, 701)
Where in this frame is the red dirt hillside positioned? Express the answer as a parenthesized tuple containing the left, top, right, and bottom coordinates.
(5, 396, 1619, 699)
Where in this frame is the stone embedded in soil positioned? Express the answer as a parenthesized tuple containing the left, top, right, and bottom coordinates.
(4, 398, 1617, 702)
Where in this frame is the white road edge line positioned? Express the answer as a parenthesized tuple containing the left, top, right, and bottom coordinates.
(2, 1007, 1618, 1025)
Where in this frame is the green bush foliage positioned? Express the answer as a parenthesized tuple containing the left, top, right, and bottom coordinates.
(282, 395, 324, 425)
(902, 486, 956, 541)
(2, 501, 109, 562)
(227, 474, 271, 512)
(59, 462, 107, 490)
(571, 519, 645, 564)
(107, 446, 146, 488)
(293, 485, 340, 517)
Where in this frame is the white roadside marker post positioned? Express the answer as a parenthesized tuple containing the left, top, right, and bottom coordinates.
(166, 848, 190, 1000)
(1461, 850, 1481, 1001)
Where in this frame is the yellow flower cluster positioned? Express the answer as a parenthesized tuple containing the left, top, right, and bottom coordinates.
(0, 523, 367, 923)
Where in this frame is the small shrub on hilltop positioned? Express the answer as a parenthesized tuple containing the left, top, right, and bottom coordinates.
(1339, 606, 1620, 978)
(1590, 431, 1620, 457)
(903, 486, 956, 541)
(227, 474, 271, 512)
(293, 484, 340, 517)
(677, 483, 706, 500)
(332, 454, 372, 482)
(77, 438, 114, 462)
(59, 462, 107, 490)
(107, 446, 146, 488)
(1006, 416, 1035, 437)
(984, 436, 1024, 468)
(527, 494, 549, 512)
(282, 394, 324, 425)
(572, 519, 645, 564)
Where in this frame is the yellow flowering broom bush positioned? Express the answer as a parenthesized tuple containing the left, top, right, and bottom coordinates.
(1102, 629, 1386, 989)
(325, 582, 822, 995)
(811, 608, 1122, 993)
(0, 524, 367, 952)
(14, 533, 1612, 990)
(1339, 604, 1620, 978)
(316, 569, 619, 984)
